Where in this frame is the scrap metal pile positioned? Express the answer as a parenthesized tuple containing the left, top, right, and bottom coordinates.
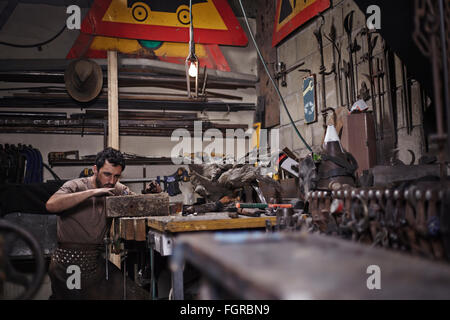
(183, 163, 281, 215)
(272, 183, 450, 262)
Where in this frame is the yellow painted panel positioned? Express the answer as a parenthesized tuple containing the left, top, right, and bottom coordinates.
(103, 0, 227, 30)
(277, 0, 316, 31)
(91, 36, 209, 58)
(91, 36, 142, 53)
(154, 42, 207, 58)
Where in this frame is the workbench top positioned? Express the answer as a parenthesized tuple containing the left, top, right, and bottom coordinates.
(146, 212, 277, 233)
(114, 212, 277, 240)
(175, 232, 450, 299)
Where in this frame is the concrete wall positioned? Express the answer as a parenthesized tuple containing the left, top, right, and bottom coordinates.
(275, 0, 427, 165)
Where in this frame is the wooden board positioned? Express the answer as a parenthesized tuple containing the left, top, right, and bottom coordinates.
(147, 212, 277, 233)
(105, 193, 169, 217)
(118, 217, 147, 241)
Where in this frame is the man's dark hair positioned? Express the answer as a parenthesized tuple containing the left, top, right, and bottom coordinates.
(95, 147, 126, 171)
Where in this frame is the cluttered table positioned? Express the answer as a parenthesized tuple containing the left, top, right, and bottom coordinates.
(112, 211, 277, 299)
(171, 231, 450, 300)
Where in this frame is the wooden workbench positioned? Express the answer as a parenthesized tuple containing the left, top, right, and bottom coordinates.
(173, 232, 450, 299)
(147, 212, 276, 233)
(113, 212, 277, 300)
(114, 212, 277, 241)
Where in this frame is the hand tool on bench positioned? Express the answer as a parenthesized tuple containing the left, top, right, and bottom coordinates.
(236, 203, 293, 209)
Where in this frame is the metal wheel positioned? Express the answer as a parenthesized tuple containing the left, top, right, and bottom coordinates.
(0, 219, 45, 300)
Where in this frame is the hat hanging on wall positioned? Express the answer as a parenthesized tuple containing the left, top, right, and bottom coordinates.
(64, 59, 103, 102)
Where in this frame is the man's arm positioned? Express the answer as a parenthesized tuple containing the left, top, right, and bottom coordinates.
(46, 188, 115, 213)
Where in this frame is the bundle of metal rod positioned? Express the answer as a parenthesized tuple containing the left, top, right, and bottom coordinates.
(0, 118, 248, 137)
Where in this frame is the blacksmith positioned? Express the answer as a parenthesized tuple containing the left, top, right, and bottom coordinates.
(46, 147, 156, 299)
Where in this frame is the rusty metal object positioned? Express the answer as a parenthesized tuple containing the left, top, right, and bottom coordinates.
(326, 19, 343, 107)
(314, 15, 335, 130)
(317, 141, 357, 190)
(301, 184, 449, 261)
(105, 193, 169, 218)
(344, 11, 356, 104)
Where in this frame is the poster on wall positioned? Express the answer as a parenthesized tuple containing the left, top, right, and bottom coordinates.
(272, 0, 331, 47)
(303, 75, 317, 124)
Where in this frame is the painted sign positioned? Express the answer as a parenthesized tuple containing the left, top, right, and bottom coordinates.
(67, 33, 230, 71)
(79, 0, 247, 46)
(272, 0, 330, 47)
(303, 75, 317, 124)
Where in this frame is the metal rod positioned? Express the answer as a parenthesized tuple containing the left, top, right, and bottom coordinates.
(431, 33, 447, 181)
(150, 246, 156, 300)
(439, 0, 450, 151)
(123, 252, 127, 300)
(383, 43, 398, 147)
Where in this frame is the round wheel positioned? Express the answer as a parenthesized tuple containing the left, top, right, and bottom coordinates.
(132, 3, 149, 22)
(0, 219, 45, 300)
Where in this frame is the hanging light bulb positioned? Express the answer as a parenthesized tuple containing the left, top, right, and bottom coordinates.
(188, 60, 198, 78)
(185, 0, 199, 98)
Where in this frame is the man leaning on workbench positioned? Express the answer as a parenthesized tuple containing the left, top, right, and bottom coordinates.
(45, 147, 161, 299)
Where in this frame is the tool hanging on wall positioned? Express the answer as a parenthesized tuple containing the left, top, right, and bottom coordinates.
(342, 60, 351, 110)
(374, 58, 385, 142)
(361, 27, 380, 161)
(352, 38, 361, 99)
(275, 61, 306, 87)
(401, 62, 413, 135)
(314, 14, 335, 131)
(343, 11, 356, 105)
(324, 18, 343, 108)
(382, 41, 398, 148)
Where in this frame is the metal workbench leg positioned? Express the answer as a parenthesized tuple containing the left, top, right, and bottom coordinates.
(150, 246, 157, 300)
(170, 244, 184, 300)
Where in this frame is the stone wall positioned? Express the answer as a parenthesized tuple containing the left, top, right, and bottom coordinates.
(275, 0, 427, 165)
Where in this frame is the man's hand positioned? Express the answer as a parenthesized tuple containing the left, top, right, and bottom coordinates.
(46, 188, 116, 213)
(91, 188, 116, 197)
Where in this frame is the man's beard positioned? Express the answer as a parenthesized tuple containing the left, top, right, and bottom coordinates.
(95, 176, 115, 188)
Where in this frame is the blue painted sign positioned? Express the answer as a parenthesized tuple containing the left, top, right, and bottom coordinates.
(303, 75, 317, 124)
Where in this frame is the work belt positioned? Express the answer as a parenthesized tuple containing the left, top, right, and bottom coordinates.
(51, 243, 103, 280)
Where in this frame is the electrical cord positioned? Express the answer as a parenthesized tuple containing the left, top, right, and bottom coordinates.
(238, 0, 312, 152)
(0, 24, 66, 48)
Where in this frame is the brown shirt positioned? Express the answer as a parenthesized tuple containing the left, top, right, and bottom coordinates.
(55, 177, 135, 245)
